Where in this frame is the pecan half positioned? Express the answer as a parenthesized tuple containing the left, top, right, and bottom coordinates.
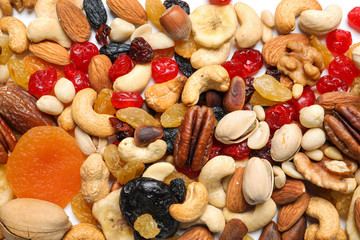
(0, 116, 17, 164)
(174, 105, 216, 171)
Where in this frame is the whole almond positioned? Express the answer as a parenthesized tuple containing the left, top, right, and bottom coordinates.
(316, 91, 360, 110)
(178, 226, 214, 240)
(282, 215, 306, 240)
(226, 166, 249, 213)
(88, 55, 113, 93)
(355, 197, 360, 234)
(271, 179, 306, 205)
(219, 219, 248, 240)
(259, 221, 281, 240)
(56, 0, 91, 42)
(106, 0, 147, 25)
(29, 41, 70, 66)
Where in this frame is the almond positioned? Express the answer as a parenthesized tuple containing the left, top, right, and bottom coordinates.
(219, 219, 248, 240)
(29, 41, 71, 66)
(178, 226, 214, 240)
(316, 91, 360, 110)
(271, 179, 306, 205)
(354, 197, 360, 234)
(106, 0, 147, 25)
(277, 191, 310, 232)
(226, 166, 249, 213)
(88, 55, 113, 93)
(56, 0, 91, 43)
(282, 215, 306, 240)
(259, 221, 281, 240)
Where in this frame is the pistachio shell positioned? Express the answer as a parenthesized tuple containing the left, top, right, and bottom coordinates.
(270, 123, 302, 162)
(215, 110, 259, 144)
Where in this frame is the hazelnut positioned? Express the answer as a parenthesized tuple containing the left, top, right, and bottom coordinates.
(159, 5, 191, 41)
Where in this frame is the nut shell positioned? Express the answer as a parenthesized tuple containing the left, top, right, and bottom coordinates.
(160, 5, 191, 41)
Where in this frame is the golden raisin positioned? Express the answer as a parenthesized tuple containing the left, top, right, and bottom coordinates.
(116, 107, 162, 129)
(253, 75, 292, 102)
(351, 76, 360, 97)
(145, 0, 166, 30)
(160, 103, 188, 128)
(103, 144, 126, 178)
(71, 192, 98, 225)
(0, 35, 13, 64)
(174, 33, 197, 58)
(7, 58, 31, 89)
(23, 56, 65, 79)
(94, 88, 116, 115)
(116, 161, 145, 185)
(134, 214, 160, 239)
(310, 35, 333, 68)
(249, 91, 280, 107)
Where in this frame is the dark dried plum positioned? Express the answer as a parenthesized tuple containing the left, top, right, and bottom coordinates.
(244, 77, 255, 103)
(265, 66, 282, 81)
(129, 37, 154, 64)
(169, 178, 186, 203)
(83, 0, 107, 30)
(211, 106, 226, 122)
(163, 0, 190, 14)
(174, 53, 196, 78)
(99, 42, 130, 62)
(162, 128, 178, 153)
(120, 177, 179, 239)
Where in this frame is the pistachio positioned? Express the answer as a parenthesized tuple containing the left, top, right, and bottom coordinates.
(247, 121, 270, 150)
(215, 110, 259, 144)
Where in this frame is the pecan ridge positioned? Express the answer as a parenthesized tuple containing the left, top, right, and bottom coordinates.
(0, 116, 17, 164)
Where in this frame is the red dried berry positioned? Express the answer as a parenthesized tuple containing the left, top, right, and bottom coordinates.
(209, 0, 231, 5)
(348, 7, 360, 29)
(288, 87, 316, 120)
(70, 42, 99, 73)
(151, 58, 179, 83)
(221, 60, 247, 79)
(111, 92, 143, 109)
(96, 24, 111, 46)
(129, 37, 154, 64)
(328, 55, 360, 85)
(316, 75, 349, 94)
(108, 54, 134, 82)
(175, 165, 200, 179)
(64, 63, 91, 92)
(28, 67, 57, 96)
(265, 102, 295, 130)
(221, 140, 251, 160)
(326, 29, 352, 55)
(209, 138, 224, 159)
(231, 49, 263, 76)
(244, 77, 255, 103)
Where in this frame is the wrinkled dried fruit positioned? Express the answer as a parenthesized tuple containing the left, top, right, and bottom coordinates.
(116, 107, 161, 128)
(169, 178, 186, 203)
(253, 74, 292, 102)
(83, 0, 107, 29)
(310, 35, 333, 68)
(111, 92, 143, 109)
(94, 88, 116, 115)
(7, 58, 31, 89)
(64, 63, 91, 92)
(160, 103, 188, 128)
(116, 161, 145, 185)
(71, 192, 98, 224)
(174, 33, 196, 58)
(174, 53, 196, 78)
(163, 0, 190, 14)
(23, 56, 65, 79)
(70, 42, 99, 73)
(0, 36, 13, 65)
(265, 102, 296, 130)
(163, 171, 194, 188)
(134, 213, 161, 239)
(162, 128, 178, 153)
(328, 55, 360, 85)
(146, 0, 166, 30)
(28, 67, 57, 96)
(129, 37, 154, 64)
(96, 24, 111, 46)
(103, 144, 126, 178)
(152, 58, 179, 84)
(326, 29, 352, 55)
(316, 75, 349, 94)
(109, 117, 135, 142)
(99, 43, 131, 63)
(108, 54, 134, 82)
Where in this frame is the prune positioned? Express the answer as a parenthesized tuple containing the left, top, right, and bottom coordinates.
(162, 128, 178, 153)
(129, 37, 154, 64)
(120, 177, 179, 239)
(99, 43, 131, 62)
(169, 178, 186, 203)
(174, 53, 196, 78)
(95, 24, 111, 46)
(163, 0, 190, 14)
(211, 106, 226, 121)
(83, 0, 107, 30)
(265, 67, 282, 81)
(244, 77, 255, 103)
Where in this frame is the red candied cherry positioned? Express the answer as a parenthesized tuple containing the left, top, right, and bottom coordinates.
(64, 63, 91, 92)
(316, 75, 349, 94)
(108, 54, 134, 82)
(328, 55, 360, 85)
(111, 92, 143, 109)
(289, 87, 316, 120)
(70, 42, 99, 73)
(265, 102, 296, 130)
(348, 7, 360, 29)
(28, 67, 57, 96)
(221, 60, 247, 79)
(221, 140, 251, 160)
(209, 138, 224, 159)
(151, 58, 179, 83)
(231, 49, 263, 76)
(209, 0, 231, 5)
(326, 29, 352, 55)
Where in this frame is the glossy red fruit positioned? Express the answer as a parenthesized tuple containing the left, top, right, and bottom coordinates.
(108, 54, 134, 82)
(221, 60, 247, 79)
(209, 138, 224, 159)
(64, 63, 91, 92)
(28, 67, 57, 96)
(111, 92, 143, 109)
(348, 7, 360, 29)
(231, 49, 263, 76)
(221, 140, 251, 160)
(265, 102, 296, 130)
(326, 29, 352, 55)
(175, 165, 200, 179)
(328, 55, 360, 85)
(151, 58, 179, 83)
(289, 87, 316, 120)
(316, 75, 349, 94)
(70, 42, 99, 73)
(209, 0, 231, 5)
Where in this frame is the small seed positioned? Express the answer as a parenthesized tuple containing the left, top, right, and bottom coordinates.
(0, 65, 9, 84)
(273, 165, 286, 189)
(262, 24, 273, 43)
(36, 95, 64, 115)
(281, 161, 305, 180)
(261, 10, 275, 27)
(292, 84, 303, 99)
(324, 146, 343, 160)
(305, 149, 323, 161)
(223, 76, 246, 112)
(301, 128, 326, 151)
(206, 90, 222, 107)
(134, 125, 164, 147)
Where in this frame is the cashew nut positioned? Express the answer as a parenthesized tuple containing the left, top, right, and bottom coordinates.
(198, 155, 235, 208)
(346, 186, 360, 239)
(169, 182, 208, 222)
(352, 45, 360, 71)
(234, 2, 262, 49)
(273, 165, 286, 189)
(63, 223, 105, 240)
(299, 5, 342, 35)
(34, 0, 58, 18)
(27, 17, 72, 48)
(36, 95, 64, 115)
(0, 65, 9, 84)
(118, 137, 167, 163)
(75, 126, 108, 156)
(0, 17, 28, 54)
(190, 42, 231, 69)
(109, 18, 135, 43)
(142, 162, 174, 181)
(182, 65, 230, 106)
(113, 63, 151, 93)
(71, 88, 115, 138)
(223, 198, 277, 232)
(57, 106, 76, 132)
(305, 224, 347, 240)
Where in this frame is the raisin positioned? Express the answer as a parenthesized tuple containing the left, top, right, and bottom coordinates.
(174, 53, 196, 78)
(265, 67, 282, 81)
(169, 178, 186, 203)
(146, 0, 166, 30)
(7, 58, 31, 89)
(99, 43, 131, 62)
(71, 192, 98, 224)
(96, 24, 111, 46)
(162, 128, 178, 153)
(116, 161, 145, 185)
(134, 213, 161, 239)
(0, 35, 13, 65)
(174, 33, 197, 58)
(253, 74, 292, 102)
(116, 107, 161, 128)
(83, 0, 107, 30)
(94, 88, 116, 115)
(129, 37, 154, 64)
(211, 106, 226, 122)
(244, 77, 255, 103)
(163, 171, 194, 188)
(109, 117, 135, 142)
(160, 103, 188, 128)
(310, 35, 333, 68)
(326, 29, 352, 55)
(103, 144, 126, 178)
(163, 0, 190, 14)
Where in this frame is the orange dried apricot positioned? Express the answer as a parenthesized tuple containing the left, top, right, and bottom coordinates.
(7, 126, 83, 207)
(71, 192, 98, 224)
(23, 56, 65, 79)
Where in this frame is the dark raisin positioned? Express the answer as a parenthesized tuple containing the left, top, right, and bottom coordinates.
(211, 106, 226, 122)
(174, 53, 196, 78)
(120, 177, 179, 239)
(99, 42, 130, 62)
(249, 145, 276, 165)
(244, 77, 255, 103)
(163, 0, 190, 14)
(95, 24, 111, 46)
(265, 66, 282, 81)
(109, 117, 135, 141)
(162, 128, 178, 153)
(129, 37, 154, 64)
(169, 178, 186, 203)
(83, 0, 107, 30)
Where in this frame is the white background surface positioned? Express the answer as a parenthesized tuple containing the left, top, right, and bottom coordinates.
(12, 0, 360, 239)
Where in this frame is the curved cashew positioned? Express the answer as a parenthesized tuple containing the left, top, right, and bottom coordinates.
(113, 63, 151, 93)
(299, 5, 342, 36)
(346, 186, 360, 240)
(71, 88, 115, 138)
(169, 182, 208, 222)
(142, 162, 174, 181)
(273, 165, 286, 189)
(306, 197, 340, 240)
(198, 155, 235, 208)
(27, 17, 72, 48)
(0, 17, 28, 54)
(275, 0, 322, 34)
(234, 2, 262, 48)
(179, 205, 225, 233)
(182, 65, 230, 106)
(223, 198, 277, 232)
(118, 137, 167, 163)
(305, 224, 347, 240)
(190, 42, 231, 69)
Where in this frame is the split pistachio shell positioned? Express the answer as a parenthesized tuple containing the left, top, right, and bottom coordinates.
(247, 121, 270, 150)
(215, 110, 259, 144)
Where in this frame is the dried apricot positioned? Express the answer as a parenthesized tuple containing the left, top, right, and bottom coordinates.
(23, 56, 65, 79)
(71, 192, 98, 224)
(7, 126, 83, 207)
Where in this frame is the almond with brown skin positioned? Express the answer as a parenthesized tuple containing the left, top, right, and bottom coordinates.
(259, 221, 281, 240)
(56, 0, 91, 42)
(88, 55, 113, 93)
(316, 91, 360, 110)
(219, 219, 247, 240)
(282, 215, 306, 240)
(178, 226, 214, 240)
(354, 197, 360, 234)
(226, 166, 249, 213)
(29, 41, 70, 66)
(271, 179, 306, 205)
(106, 0, 147, 25)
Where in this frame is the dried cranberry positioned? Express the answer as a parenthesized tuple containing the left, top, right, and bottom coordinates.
(209, 0, 231, 5)
(265, 102, 295, 130)
(108, 54, 134, 82)
(70, 42, 99, 73)
(109, 117, 135, 141)
(111, 92, 143, 109)
(288, 87, 315, 120)
(64, 63, 91, 92)
(231, 49, 263, 76)
(129, 37, 154, 64)
(175, 165, 200, 179)
(28, 67, 57, 96)
(348, 7, 360, 29)
(249, 145, 276, 165)
(221, 60, 247, 79)
(244, 77, 255, 103)
(265, 66, 282, 81)
(328, 55, 360, 85)
(95, 24, 111, 46)
(326, 29, 352, 55)
(316, 75, 349, 94)
(151, 58, 179, 83)
(221, 140, 251, 160)
(209, 138, 224, 159)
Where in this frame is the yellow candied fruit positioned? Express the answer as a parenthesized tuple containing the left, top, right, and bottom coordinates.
(71, 192, 98, 225)
(23, 56, 65, 79)
(134, 213, 161, 239)
(253, 74, 292, 102)
(116, 107, 162, 129)
(174, 33, 197, 58)
(310, 35, 333, 68)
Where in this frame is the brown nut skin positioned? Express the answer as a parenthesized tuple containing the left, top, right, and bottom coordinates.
(179, 226, 214, 240)
(88, 55, 113, 93)
(282, 215, 306, 240)
(219, 218, 247, 240)
(271, 178, 306, 205)
(134, 125, 164, 147)
(316, 91, 360, 111)
(259, 221, 281, 240)
(223, 76, 246, 112)
(226, 166, 249, 213)
(160, 5, 191, 41)
(206, 91, 222, 107)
